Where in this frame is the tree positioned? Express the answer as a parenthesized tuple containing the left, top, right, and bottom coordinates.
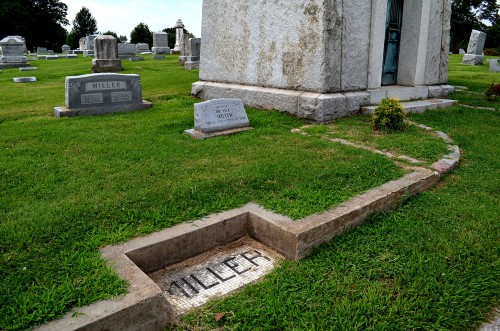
(102, 30, 118, 39)
(130, 22, 153, 48)
(118, 35, 128, 43)
(0, 0, 69, 51)
(66, 7, 98, 49)
(451, 0, 499, 52)
(162, 27, 194, 49)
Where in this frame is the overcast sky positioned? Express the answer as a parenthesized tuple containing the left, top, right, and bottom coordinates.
(64, 0, 203, 39)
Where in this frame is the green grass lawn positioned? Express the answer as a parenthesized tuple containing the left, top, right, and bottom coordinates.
(0, 55, 498, 330)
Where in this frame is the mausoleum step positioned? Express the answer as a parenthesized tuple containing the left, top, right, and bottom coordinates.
(361, 99, 457, 115)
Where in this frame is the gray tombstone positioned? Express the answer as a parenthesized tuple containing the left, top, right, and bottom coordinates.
(459, 48, 466, 55)
(152, 32, 171, 55)
(462, 30, 487, 65)
(61, 45, 71, 54)
(184, 99, 252, 139)
(487, 59, 500, 72)
(85, 35, 98, 51)
(92, 35, 122, 73)
(36, 47, 48, 55)
(178, 33, 191, 64)
(174, 19, 185, 51)
(13, 77, 36, 83)
(54, 73, 153, 117)
(0, 36, 29, 69)
(135, 43, 150, 53)
(185, 38, 201, 70)
(118, 43, 136, 59)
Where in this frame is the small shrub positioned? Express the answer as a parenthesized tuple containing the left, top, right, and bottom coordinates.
(484, 48, 500, 56)
(372, 97, 407, 131)
(485, 82, 500, 101)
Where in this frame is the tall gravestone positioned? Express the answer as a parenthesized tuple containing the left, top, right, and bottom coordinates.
(83, 35, 98, 57)
(462, 30, 487, 65)
(174, 19, 185, 51)
(178, 33, 191, 64)
(185, 38, 201, 70)
(152, 32, 171, 55)
(193, 0, 454, 122)
(0, 36, 30, 69)
(92, 35, 122, 73)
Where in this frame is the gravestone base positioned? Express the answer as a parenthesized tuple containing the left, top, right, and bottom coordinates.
(178, 56, 188, 65)
(54, 101, 152, 118)
(152, 47, 171, 55)
(83, 50, 95, 57)
(192, 82, 366, 122)
(153, 55, 166, 60)
(184, 127, 253, 140)
(91, 59, 123, 73)
(184, 56, 200, 70)
(0, 63, 30, 69)
(462, 54, 484, 65)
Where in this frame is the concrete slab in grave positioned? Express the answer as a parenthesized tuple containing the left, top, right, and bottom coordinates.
(54, 73, 152, 117)
(46, 55, 59, 60)
(149, 238, 282, 315)
(129, 56, 144, 62)
(20, 67, 37, 71)
(185, 98, 252, 139)
(66, 54, 78, 58)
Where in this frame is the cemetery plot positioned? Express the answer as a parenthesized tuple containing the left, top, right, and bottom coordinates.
(149, 238, 282, 314)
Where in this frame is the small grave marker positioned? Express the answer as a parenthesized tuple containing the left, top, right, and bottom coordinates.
(13, 77, 36, 83)
(19, 67, 37, 71)
(185, 99, 252, 139)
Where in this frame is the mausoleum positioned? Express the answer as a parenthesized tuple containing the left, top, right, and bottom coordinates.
(193, 0, 454, 121)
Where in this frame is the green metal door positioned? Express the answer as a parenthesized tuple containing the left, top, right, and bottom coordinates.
(382, 0, 404, 85)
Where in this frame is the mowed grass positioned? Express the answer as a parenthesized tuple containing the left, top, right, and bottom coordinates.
(178, 56, 500, 330)
(0, 56, 407, 330)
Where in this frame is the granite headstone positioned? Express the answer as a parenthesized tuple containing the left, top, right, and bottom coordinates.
(92, 35, 122, 73)
(152, 32, 171, 55)
(54, 73, 152, 117)
(184, 99, 252, 139)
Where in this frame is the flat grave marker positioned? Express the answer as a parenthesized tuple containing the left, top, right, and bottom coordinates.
(13, 77, 36, 83)
(185, 99, 252, 139)
(149, 239, 282, 314)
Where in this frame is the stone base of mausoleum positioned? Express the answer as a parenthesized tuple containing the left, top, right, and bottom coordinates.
(192, 81, 455, 122)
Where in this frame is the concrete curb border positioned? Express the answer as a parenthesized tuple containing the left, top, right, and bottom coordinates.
(35, 123, 460, 331)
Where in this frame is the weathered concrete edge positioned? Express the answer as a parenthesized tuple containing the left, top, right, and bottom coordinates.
(34, 128, 460, 331)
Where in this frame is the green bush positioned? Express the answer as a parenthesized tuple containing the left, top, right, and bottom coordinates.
(484, 48, 500, 56)
(372, 97, 407, 131)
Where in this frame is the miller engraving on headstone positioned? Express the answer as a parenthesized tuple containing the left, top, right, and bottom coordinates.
(185, 99, 252, 139)
(54, 73, 152, 117)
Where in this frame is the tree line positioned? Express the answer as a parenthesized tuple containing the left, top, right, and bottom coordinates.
(0, 0, 498, 53)
(0, 1, 193, 52)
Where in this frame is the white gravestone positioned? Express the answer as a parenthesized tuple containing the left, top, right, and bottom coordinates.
(135, 43, 150, 53)
(184, 99, 252, 139)
(462, 30, 487, 66)
(174, 19, 185, 51)
(54, 73, 152, 117)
